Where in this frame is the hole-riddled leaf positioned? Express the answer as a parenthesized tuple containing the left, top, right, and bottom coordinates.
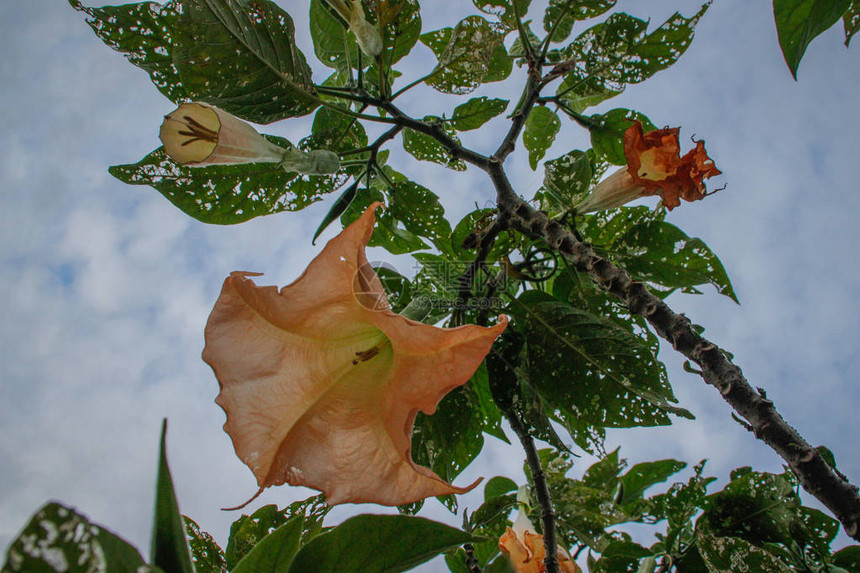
(402, 117, 467, 171)
(173, 0, 319, 123)
(537, 149, 601, 213)
(543, 0, 617, 44)
(512, 290, 691, 453)
(557, 4, 709, 111)
(580, 207, 738, 302)
(773, 0, 851, 78)
(450, 97, 510, 131)
(421, 16, 506, 94)
(473, 0, 532, 28)
(2, 502, 151, 573)
(523, 106, 561, 170)
(845, 2, 860, 46)
(184, 517, 226, 573)
(588, 108, 655, 166)
(109, 139, 345, 225)
(69, 0, 188, 102)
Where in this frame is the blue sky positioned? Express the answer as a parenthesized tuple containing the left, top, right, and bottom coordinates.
(1, 0, 859, 569)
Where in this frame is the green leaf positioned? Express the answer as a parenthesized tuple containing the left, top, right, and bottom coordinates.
(185, 516, 227, 573)
(523, 106, 561, 170)
(287, 515, 477, 573)
(451, 97, 510, 131)
(697, 533, 791, 573)
(421, 16, 506, 94)
(589, 108, 655, 166)
(592, 540, 652, 573)
(233, 515, 305, 573)
(773, 0, 851, 78)
(341, 185, 429, 254)
(109, 141, 343, 225)
(412, 382, 489, 510)
(2, 502, 152, 573)
(833, 546, 860, 570)
(512, 291, 691, 452)
(619, 459, 687, 505)
(173, 0, 318, 123)
(484, 476, 519, 500)
(538, 149, 599, 213)
(473, 0, 532, 28)
(582, 207, 738, 302)
(845, 1, 860, 46)
(402, 118, 467, 171)
(559, 5, 709, 106)
(151, 419, 194, 573)
(313, 178, 361, 244)
(380, 168, 454, 253)
(69, 0, 187, 101)
(375, 0, 423, 66)
(307, 106, 369, 156)
(225, 497, 330, 569)
(309, 0, 360, 69)
(543, 0, 617, 44)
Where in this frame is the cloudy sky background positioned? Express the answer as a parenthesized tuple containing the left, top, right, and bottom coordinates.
(1, 0, 858, 569)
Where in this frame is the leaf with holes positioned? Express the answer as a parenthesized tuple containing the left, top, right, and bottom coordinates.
(109, 139, 344, 225)
(538, 149, 601, 213)
(402, 117, 467, 172)
(589, 108, 656, 166)
(185, 517, 227, 573)
(2, 502, 153, 573)
(558, 5, 709, 107)
(523, 106, 561, 170)
(513, 290, 691, 453)
(421, 16, 506, 94)
(846, 1, 860, 46)
(173, 0, 318, 123)
(70, 0, 188, 102)
(543, 0, 617, 44)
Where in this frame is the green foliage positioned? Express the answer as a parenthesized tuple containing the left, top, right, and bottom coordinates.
(543, 0, 617, 44)
(450, 97, 510, 131)
(69, 0, 187, 101)
(538, 149, 603, 213)
(511, 290, 692, 452)
(773, 0, 852, 78)
(109, 140, 344, 225)
(472, 0, 532, 29)
(588, 108, 655, 166)
(185, 516, 227, 573)
(232, 515, 304, 573)
(402, 117, 468, 170)
(152, 420, 194, 573)
(523, 106, 561, 169)
(287, 514, 477, 572)
(557, 4, 709, 112)
(579, 207, 738, 302)
(846, 1, 860, 46)
(2, 503, 151, 573)
(225, 497, 330, 569)
(421, 16, 509, 94)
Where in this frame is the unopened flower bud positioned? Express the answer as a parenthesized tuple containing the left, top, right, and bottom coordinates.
(159, 102, 287, 166)
(282, 149, 341, 175)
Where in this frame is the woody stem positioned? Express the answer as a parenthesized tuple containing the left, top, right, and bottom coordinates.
(506, 409, 560, 573)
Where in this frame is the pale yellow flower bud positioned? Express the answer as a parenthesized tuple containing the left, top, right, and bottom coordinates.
(159, 102, 286, 166)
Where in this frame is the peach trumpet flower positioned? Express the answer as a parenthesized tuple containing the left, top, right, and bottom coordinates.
(202, 203, 507, 506)
(159, 102, 340, 174)
(500, 493, 579, 573)
(575, 121, 721, 213)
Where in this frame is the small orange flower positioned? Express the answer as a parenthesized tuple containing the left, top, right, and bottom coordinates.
(499, 508, 579, 573)
(575, 121, 721, 213)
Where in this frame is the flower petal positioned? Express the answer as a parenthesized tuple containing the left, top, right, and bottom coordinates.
(203, 204, 507, 505)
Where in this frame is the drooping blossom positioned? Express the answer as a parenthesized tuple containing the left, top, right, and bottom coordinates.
(321, 0, 383, 57)
(575, 121, 721, 213)
(202, 203, 507, 506)
(159, 102, 340, 174)
(500, 493, 580, 573)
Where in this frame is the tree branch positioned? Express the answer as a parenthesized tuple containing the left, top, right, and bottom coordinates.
(500, 196, 860, 542)
(506, 408, 560, 573)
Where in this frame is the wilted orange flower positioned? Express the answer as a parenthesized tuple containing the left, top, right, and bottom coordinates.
(500, 508, 579, 573)
(575, 121, 721, 213)
(159, 102, 340, 174)
(202, 203, 507, 506)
